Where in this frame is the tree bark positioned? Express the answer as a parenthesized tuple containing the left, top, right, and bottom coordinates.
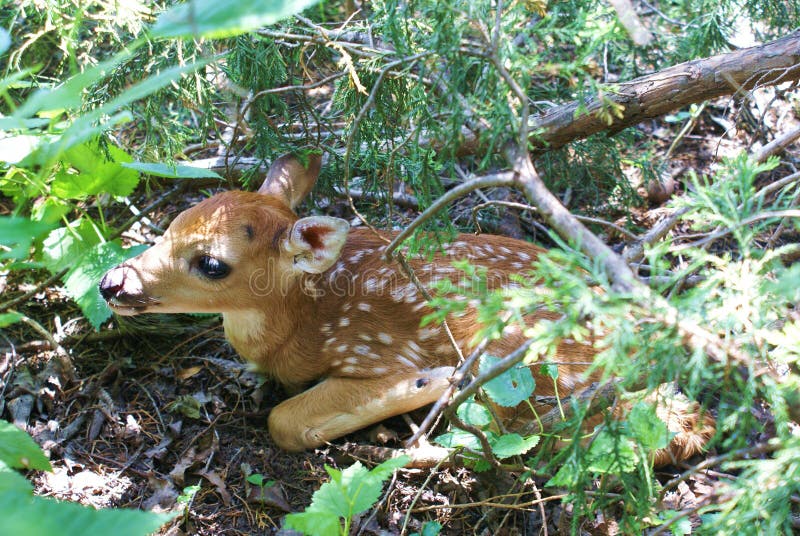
(453, 32, 800, 156)
(528, 31, 800, 151)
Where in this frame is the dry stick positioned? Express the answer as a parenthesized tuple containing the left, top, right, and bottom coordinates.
(606, 0, 653, 46)
(623, 206, 690, 264)
(471, 200, 638, 240)
(752, 124, 800, 164)
(383, 172, 516, 261)
(673, 209, 800, 251)
(508, 147, 639, 293)
(657, 441, 778, 503)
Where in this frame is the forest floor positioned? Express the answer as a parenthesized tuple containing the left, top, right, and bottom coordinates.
(1, 87, 797, 535)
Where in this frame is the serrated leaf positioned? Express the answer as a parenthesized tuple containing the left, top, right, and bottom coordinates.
(284, 510, 341, 536)
(434, 429, 482, 451)
(490, 433, 540, 459)
(479, 355, 535, 407)
(52, 142, 139, 199)
(456, 399, 492, 428)
(0, 216, 56, 260)
(367, 455, 410, 480)
(0, 490, 174, 536)
(63, 241, 148, 329)
(0, 421, 52, 471)
(121, 162, 222, 179)
(419, 520, 442, 536)
(627, 402, 671, 451)
(40, 219, 102, 274)
(151, 0, 321, 40)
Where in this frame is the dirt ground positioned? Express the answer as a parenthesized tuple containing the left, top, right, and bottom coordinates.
(1, 87, 797, 534)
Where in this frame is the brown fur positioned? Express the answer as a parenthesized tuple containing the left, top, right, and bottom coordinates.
(99, 155, 714, 460)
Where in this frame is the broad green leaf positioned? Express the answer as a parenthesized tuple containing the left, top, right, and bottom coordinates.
(0, 312, 23, 328)
(0, 490, 174, 536)
(40, 218, 103, 274)
(0, 421, 52, 471)
(490, 433, 540, 459)
(479, 355, 535, 407)
(151, 0, 321, 40)
(30, 197, 72, 225)
(456, 399, 492, 428)
(627, 402, 671, 452)
(367, 455, 410, 480)
(585, 429, 639, 474)
(434, 429, 484, 451)
(0, 462, 34, 494)
(284, 510, 341, 536)
(0, 216, 56, 260)
(52, 142, 139, 199)
(418, 521, 443, 536)
(121, 162, 222, 179)
(63, 241, 148, 329)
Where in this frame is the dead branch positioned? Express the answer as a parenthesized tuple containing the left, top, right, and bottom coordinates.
(452, 32, 800, 156)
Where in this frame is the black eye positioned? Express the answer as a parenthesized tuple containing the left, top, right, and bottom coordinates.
(197, 255, 231, 279)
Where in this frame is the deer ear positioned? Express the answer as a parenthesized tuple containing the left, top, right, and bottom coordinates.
(284, 216, 349, 274)
(258, 153, 322, 209)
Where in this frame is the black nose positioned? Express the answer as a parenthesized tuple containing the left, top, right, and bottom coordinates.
(99, 268, 125, 301)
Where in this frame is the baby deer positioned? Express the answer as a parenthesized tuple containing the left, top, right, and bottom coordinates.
(99, 153, 713, 462)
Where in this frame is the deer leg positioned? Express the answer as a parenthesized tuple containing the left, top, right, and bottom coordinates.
(268, 366, 455, 451)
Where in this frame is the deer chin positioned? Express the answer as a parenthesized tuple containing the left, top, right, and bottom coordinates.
(106, 298, 159, 316)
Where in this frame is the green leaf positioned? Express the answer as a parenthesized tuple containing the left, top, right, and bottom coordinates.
(151, 0, 321, 40)
(284, 510, 341, 536)
(63, 241, 148, 329)
(490, 433, 540, 459)
(434, 429, 483, 451)
(456, 399, 492, 428)
(0, 462, 34, 494)
(0, 490, 174, 536)
(0, 312, 23, 328)
(52, 142, 139, 199)
(627, 402, 671, 452)
(40, 218, 103, 274)
(585, 429, 639, 474)
(284, 457, 409, 536)
(419, 521, 442, 536)
(0, 421, 52, 471)
(0, 216, 56, 261)
(121, 162, 223, 179)
(479, 355, 535, 407)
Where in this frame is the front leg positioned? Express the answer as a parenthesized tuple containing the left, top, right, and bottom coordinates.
(268, 367, 455, 451)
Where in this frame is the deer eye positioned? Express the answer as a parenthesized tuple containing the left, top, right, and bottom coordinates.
(196, 255, 231, 280)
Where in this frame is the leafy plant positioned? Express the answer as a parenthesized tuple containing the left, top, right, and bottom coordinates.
(0, 421, 173, 536)
(284, 456, 410, 536)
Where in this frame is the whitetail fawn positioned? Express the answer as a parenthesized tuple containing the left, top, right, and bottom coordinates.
(99, 153, 713, 463)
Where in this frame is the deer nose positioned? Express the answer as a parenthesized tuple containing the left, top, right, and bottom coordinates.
(99, 267, 126, 301)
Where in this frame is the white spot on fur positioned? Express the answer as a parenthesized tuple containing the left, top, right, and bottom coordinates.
(341, 366, 357, 374)
(345, 357, 359, 364)
(342, 303, 352, 312)
(418, 327, 440, 340)
(396, 355, 417, 369)
(372, 367, 387, 374)
(499, 246, 512, 254)
(354, 344, 371, 355)
(321, 322, 332, 334)
(339, 317, 350, 327)
(359, 334, 373, 342)
(357, 302, 372, 312)
(518, 252, 531, 261)
(413, 302, 428, 312)
(377, 332, 393, 344)
(511, 262, 524, 269)
(330, 359, 342, 367)
(325, 337, 337, 346)
(336, 344, 348, 353)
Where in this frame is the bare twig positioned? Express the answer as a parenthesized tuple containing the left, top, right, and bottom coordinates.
(383, 172, 516, 261)
(752, 124, 800, 163)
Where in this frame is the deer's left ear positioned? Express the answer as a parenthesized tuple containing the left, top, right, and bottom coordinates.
(284, 216, 349, 273)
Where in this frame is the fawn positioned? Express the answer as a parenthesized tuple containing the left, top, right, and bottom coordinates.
(99, 153, 713, 462)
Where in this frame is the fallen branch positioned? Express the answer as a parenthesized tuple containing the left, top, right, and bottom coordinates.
(521, 31, 800, 152)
